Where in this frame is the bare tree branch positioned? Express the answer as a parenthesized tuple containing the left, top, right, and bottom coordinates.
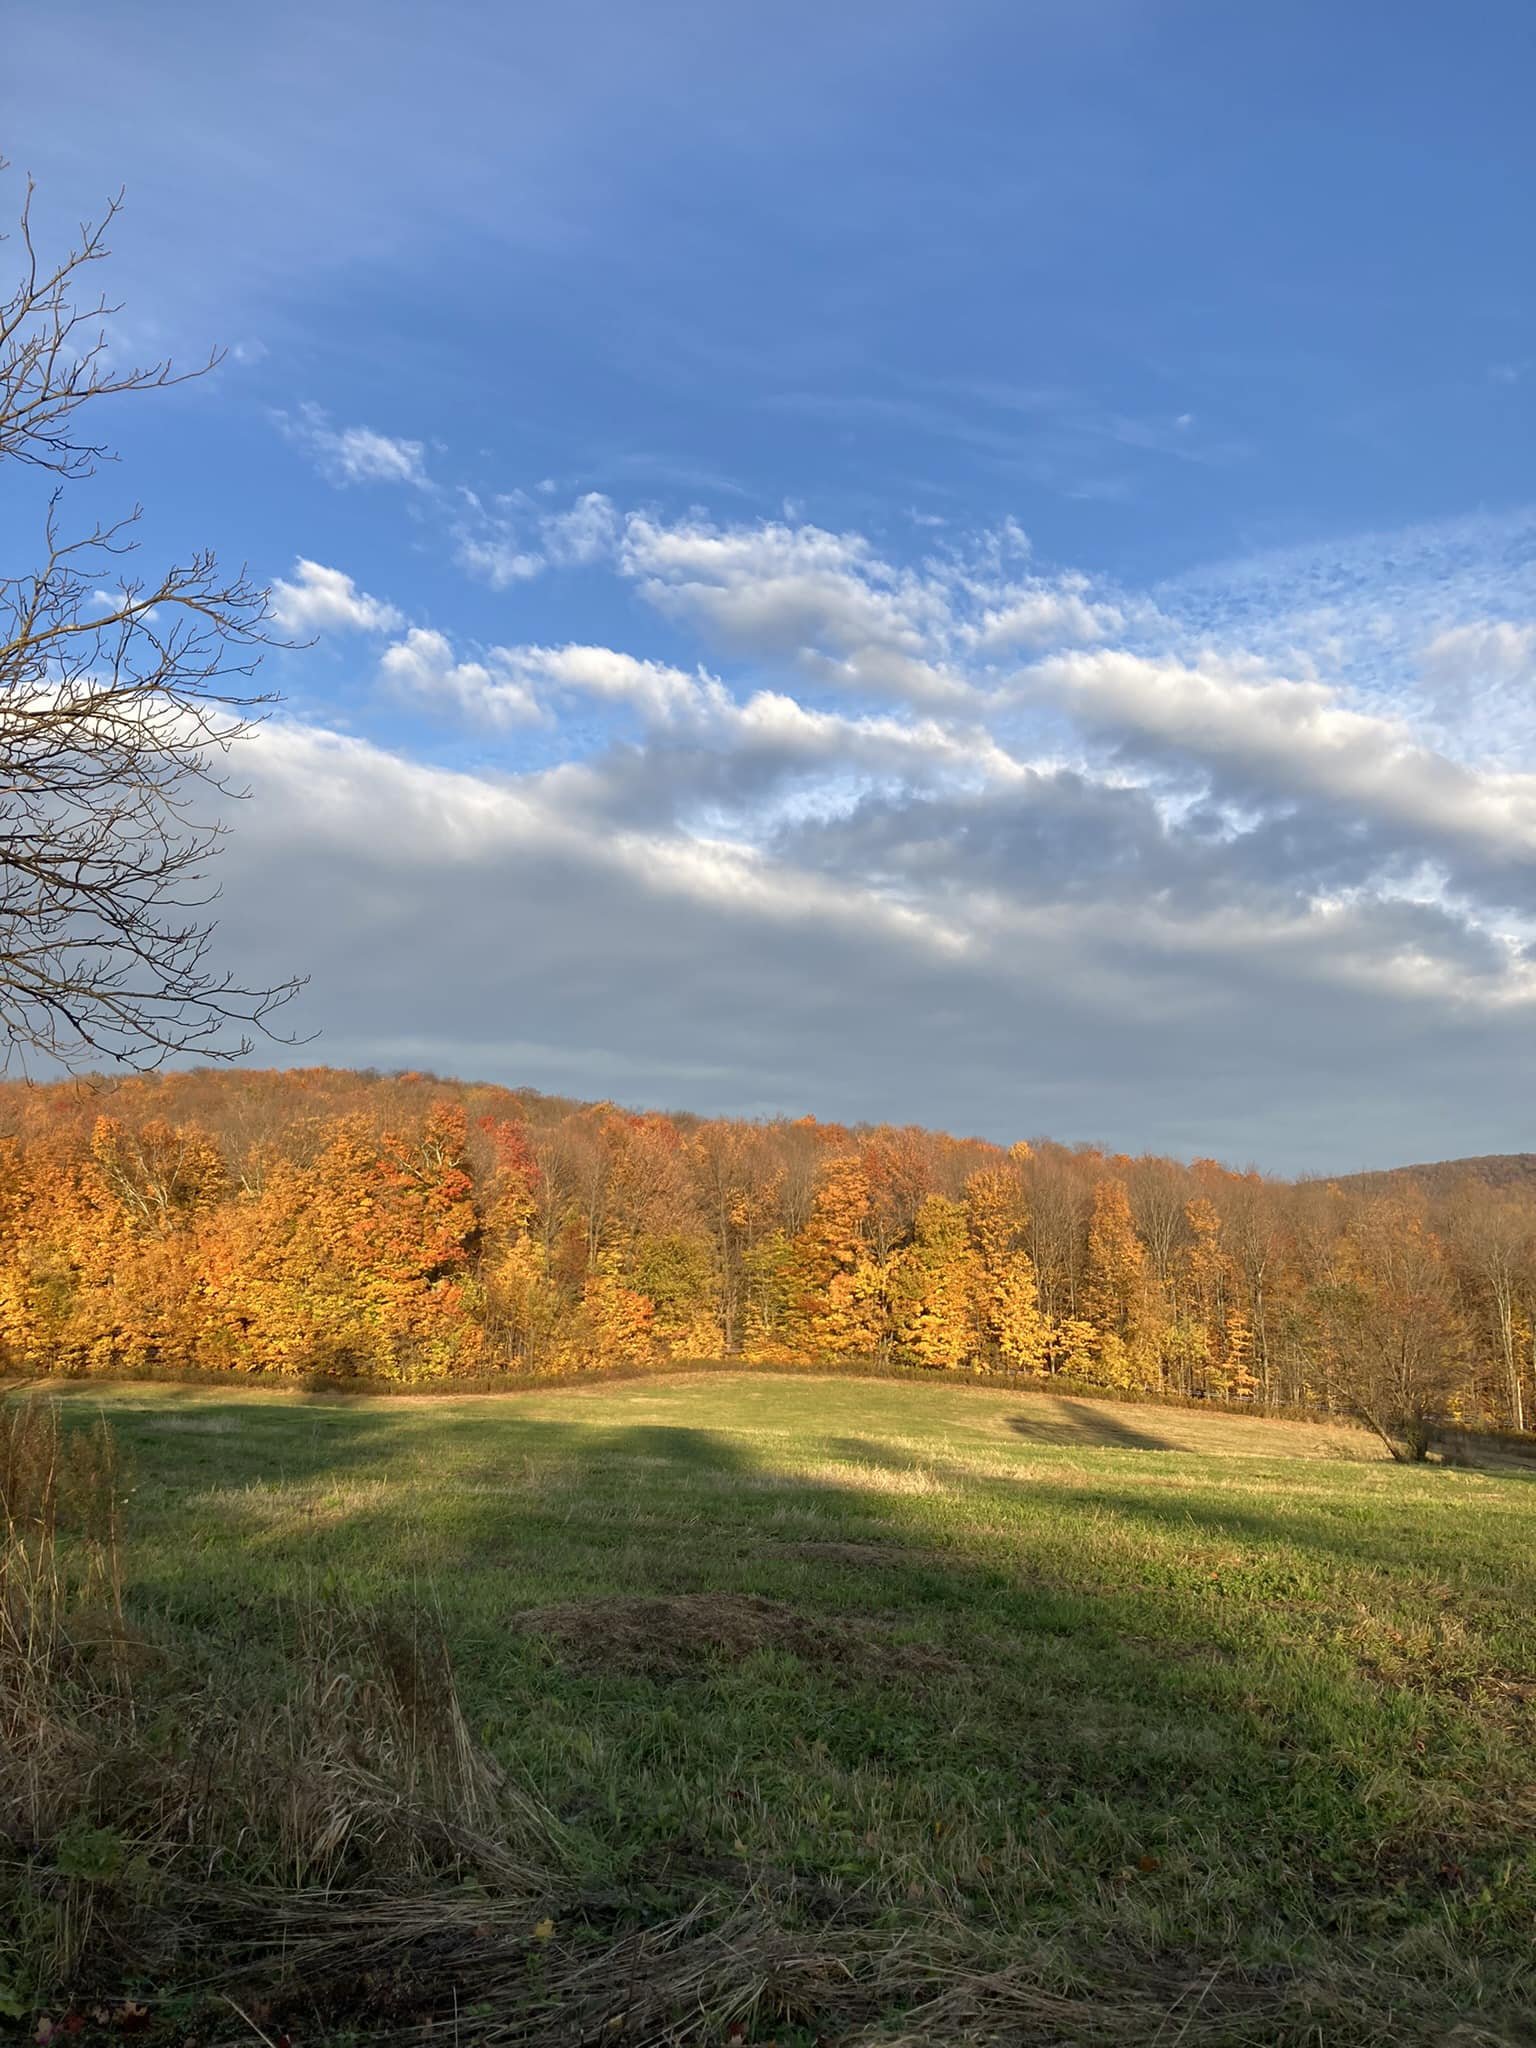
(0, 164, 304, 1069)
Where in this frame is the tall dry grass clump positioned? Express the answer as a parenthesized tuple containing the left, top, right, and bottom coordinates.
(0, 1400, 128, 1844)
(0, 1396, 565, 2021)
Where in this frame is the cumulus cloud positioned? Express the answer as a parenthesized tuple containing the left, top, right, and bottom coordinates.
(506, 643, 713, 723)
(269, 559, 403, 634)
(620, 513, 974, 706)
(968, 583, 1124, 651)
(464, 640, 1026, 802)
(1033, 647, 1536, 882)
(380, 627, 542, 727)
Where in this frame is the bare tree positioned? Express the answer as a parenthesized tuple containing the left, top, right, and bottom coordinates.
(1128, 1155, 1192, 1308)
(1448, 1185, 1531, 1433)
(1018, 1143, 1091, 1324)
(1318, 1198, 1467, 1461)
(0, 171, 301, 1069)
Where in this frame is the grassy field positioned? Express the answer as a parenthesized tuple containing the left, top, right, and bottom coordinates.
(6, 1372, 1536, 2046)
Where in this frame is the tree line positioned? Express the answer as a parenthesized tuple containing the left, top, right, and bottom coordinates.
(0, 1067, 1528, 1456)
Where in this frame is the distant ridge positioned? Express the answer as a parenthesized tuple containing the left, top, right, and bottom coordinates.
(1334, 1154, 1536, 1197)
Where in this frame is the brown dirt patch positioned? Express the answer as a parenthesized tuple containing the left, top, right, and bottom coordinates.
(509, 1591, 957, 1682)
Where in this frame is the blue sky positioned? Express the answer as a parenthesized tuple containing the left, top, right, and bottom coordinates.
(7, 0, 1536, 1170)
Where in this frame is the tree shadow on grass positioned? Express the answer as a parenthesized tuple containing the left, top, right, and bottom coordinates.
(103, 1393, 1535, 1604)
(815, 1432, 942, 1471)
(1050, 1481, 1536, 1601)
(1006, 1399, 1172, 1452)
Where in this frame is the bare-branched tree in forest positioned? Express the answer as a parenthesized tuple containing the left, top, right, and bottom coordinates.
(0, 169, 300, 1069)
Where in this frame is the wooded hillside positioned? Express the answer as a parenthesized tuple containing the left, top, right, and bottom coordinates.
(1334, 1154, 1536, 1198)
(0, 1068, 1528, 1448)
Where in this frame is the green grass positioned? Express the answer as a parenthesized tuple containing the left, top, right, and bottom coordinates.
(16, 1373, 1536, 2044)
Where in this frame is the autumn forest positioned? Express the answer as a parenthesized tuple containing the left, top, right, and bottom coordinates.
(0, 1066, 1528, 1456)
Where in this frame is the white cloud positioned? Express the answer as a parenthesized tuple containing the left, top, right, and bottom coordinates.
(331, 426, 428, 486)
(498, 641, 1025, 791)
(269, 559, 403, 635)
(277, 404, 430, 488)
(380, 627, 541, 727)
(1033, 646, 1536, 876)
(1152, 506, 1536, 698)
(454, 491, 617, 587)
(507, 643, 713, 722)
(620, 512, 972, 706)
(1421, 620, 1536, 688)
(210, 702, 1536, 1175)
(970, 585, 1124, 651)
(541, 491, 618, 566)
(456, 536, 546, 587)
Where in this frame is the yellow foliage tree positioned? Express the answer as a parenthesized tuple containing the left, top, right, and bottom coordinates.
(1083, 1177, 1163, 1389)
(965, 1167, 1048, 1372)
(889, 1196, 980, 1369)
(577, 1251, 655, 1366)
(1046, 1315, 1099, 1378)
(788, 1156, 881, 1355)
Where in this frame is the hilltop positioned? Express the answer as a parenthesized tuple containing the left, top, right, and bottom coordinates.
(1334, 1153, 1536, 1197)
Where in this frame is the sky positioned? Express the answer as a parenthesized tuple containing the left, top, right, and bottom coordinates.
(6, 0, 1536, 1173)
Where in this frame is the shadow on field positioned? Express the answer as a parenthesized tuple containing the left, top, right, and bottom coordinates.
(1048, 1481, 1536, 1596)
(817, 1431, 942, 1470)
(97, 1395, 1534, 1601)
(1007, 1399, 1172, 1451)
